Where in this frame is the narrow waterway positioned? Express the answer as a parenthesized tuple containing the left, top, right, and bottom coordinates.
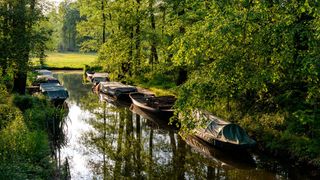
(54, 71, 314, 179)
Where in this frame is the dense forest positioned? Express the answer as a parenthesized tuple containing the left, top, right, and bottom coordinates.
(0, 0, 320, 177)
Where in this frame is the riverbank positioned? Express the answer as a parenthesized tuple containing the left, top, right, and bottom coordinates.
(0, 91, 67, 179)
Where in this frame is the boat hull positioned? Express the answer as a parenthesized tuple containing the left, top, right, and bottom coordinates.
(130, 93, 174, 117)
(195, 133, 256, 151)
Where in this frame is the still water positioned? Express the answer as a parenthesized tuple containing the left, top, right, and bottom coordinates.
(54, 71, 315, 180)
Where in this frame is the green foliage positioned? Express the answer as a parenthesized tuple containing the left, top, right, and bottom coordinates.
(171, 1, 320, 165)
(0, 93, 67, 178)
(78, 0, 320, 166)
(0, 117, 52, 179)
(59, 1, 81, 51)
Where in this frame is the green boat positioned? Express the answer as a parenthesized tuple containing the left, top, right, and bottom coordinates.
(192, 111, 256, 150)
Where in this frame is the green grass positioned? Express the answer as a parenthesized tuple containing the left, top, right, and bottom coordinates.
(32, 52, 97, 69)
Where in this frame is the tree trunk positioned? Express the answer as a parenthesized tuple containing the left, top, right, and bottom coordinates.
(13, 69, 27, 94)
(149, 0, 158, 68)
(12, 1, 30, 94)
(135, 0, 141, 74)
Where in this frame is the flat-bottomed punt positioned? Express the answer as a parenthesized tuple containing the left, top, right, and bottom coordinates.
(129, 92, 176, 115)
(98, 81, 137, 101)
(40, 83, 69, 106)
(92, 73, 109, 84)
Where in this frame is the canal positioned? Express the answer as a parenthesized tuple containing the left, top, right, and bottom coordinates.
(54, 71, 314, 179)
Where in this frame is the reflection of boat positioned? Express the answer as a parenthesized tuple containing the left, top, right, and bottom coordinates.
(184, 135, 256, 169)
(98, 82, 137, 101)
(98, 93, 131, 107)
(192, 111, 256, 150)
(129, 92, 176, 115)
(130, 104, 178, 131)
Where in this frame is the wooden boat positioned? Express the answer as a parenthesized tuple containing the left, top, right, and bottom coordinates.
(85, 70, 95, 82)
(192, 111, 256, 150)
(98, 81, 137, 101)
(40, 83, 69, 106)
(35, 69, 53, 77)
(39, 82, 61, 92)
(129, 92, 176, 115)
(32, 75, 60, 86)
(92, 73, 109, 84)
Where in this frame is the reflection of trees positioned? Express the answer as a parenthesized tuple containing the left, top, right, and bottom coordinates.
(56, 73, 291, 179)
(78, 94, 223, 179)
(75, 82, 279, 179)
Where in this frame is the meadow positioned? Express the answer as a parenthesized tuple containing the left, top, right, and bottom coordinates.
(32, 52, 97, 69)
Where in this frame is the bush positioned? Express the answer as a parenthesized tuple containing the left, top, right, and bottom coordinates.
(0, 116, 53, 179)
(0, 94, 66, 179)
(13, 94, 48, 111)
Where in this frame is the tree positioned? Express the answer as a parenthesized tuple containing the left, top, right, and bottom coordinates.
(0, 0, 45, 94)
(59, 1, 80, 51)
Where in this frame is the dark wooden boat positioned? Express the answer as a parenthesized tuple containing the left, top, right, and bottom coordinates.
(129, 92, 176, 115)
(35, 69, 53, 77)
(32, 75, 60, 86)
(98, 82, 137, 101)
(92, 73, 109, 84)
(40, 83, 69, 106)
(192, 111, 256, 150)
(85, 70, 95, 82)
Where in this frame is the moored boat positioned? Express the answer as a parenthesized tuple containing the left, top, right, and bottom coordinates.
(129, 92, 176, 115)
(32, 75, 60, 86)
(98, 81, 137, 101)
(85, 70, 95, 82)
(191, 111, 256, 150)
(35, 69, 53, 77)
(40, 83, 69, 106)
(92, 73, 109, 84)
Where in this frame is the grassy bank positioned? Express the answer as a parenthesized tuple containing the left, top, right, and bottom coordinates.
(0, 91, 67, 179)
(32, 52, 97, 69)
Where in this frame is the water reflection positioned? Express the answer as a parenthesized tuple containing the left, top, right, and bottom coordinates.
(55, 72, 315, 180)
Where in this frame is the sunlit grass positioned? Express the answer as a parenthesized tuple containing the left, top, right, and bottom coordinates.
(146, 87, 176, 96)
(32, 52, 97, 69)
